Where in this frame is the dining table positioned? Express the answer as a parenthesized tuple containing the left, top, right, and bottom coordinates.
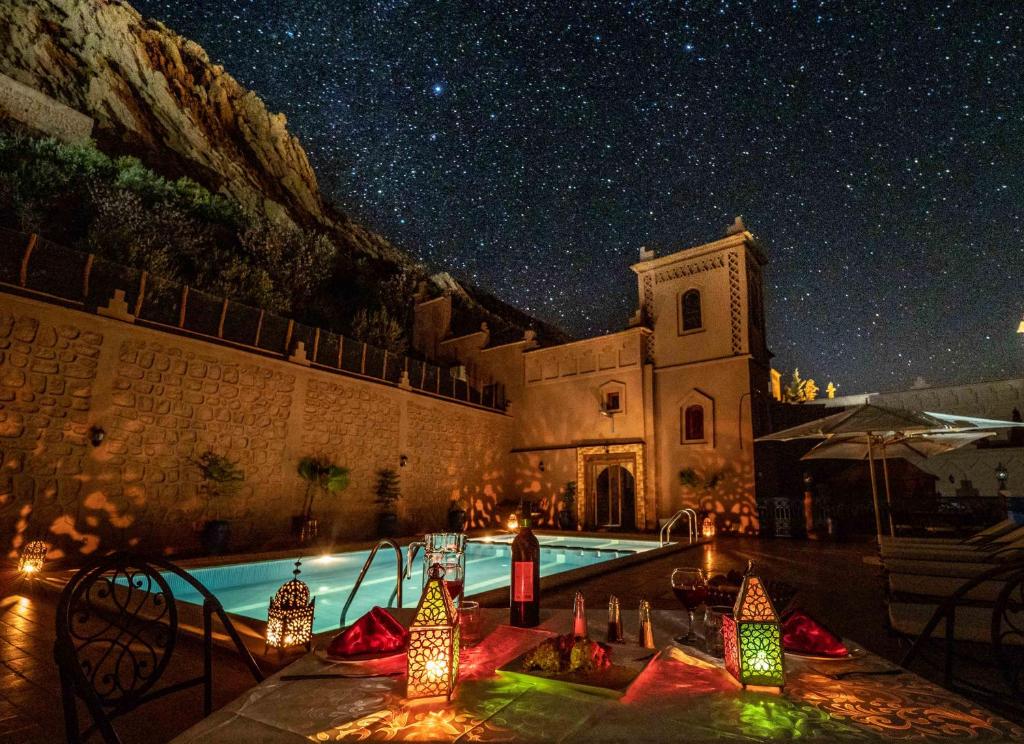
(171, 607, 1023, 742)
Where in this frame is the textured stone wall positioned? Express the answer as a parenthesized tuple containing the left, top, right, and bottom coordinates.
(301, 378, 401, 539)
(0, 293, 512, 561)
(404, 400, 511, 530)
(0, 313, 101, 557)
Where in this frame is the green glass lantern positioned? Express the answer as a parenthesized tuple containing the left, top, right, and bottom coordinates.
(722, 567, 784, 689)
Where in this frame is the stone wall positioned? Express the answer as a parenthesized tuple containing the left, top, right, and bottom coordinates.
(0, 72, 94, 143)
(0, 292, 512, 562)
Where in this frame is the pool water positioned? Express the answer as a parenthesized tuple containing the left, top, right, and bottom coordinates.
(161, 535, 662, 633)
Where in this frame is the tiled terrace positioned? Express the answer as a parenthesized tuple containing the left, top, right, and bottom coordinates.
(0, 537, 896, 743)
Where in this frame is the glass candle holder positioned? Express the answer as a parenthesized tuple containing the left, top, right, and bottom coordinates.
(422, 533, 467, 606)
(703, 605, 731, 658)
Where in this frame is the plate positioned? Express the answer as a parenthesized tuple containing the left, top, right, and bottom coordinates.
(785, 646, 861, 662)
(317, 647, 406, 663)
(497, 639, 657, 698)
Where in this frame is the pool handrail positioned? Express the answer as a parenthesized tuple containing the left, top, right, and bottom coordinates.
(338, 538, 405, 628)
(660, 508, 697, 546)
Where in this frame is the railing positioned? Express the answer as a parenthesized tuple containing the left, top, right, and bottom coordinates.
(0, 227, 506, 411)
(338, 538, 406, 628)
(660, 508, 698, 546)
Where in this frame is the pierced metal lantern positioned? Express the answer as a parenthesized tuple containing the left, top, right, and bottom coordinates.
(18, 540, 48, 576)
(702, 515, 717, 539)
(265, 559, 315, 652)
(506, 513, 519, 532)
(406, 564, 460, 702)
(722, 565, 785, 689)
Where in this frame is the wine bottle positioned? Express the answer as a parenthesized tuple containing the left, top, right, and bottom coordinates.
(509, 516, 541, 627)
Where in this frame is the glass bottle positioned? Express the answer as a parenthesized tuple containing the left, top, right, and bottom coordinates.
(509, 516, 541, 627)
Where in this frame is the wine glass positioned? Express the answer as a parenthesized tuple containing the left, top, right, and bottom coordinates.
(671, 568, 707, 643)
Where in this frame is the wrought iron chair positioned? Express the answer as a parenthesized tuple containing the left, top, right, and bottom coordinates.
(900, 558, 1024, 720)
(54, 551, 264, 743)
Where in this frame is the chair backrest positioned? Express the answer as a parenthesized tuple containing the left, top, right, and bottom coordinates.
(900, 558, 1024, 718)
(55, 551, 263, 743)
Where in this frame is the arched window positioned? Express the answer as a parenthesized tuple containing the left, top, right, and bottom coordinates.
(681, 289, 702, 332)
(684, 405, 705, 441)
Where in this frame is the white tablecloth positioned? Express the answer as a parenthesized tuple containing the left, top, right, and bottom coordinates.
(172, 609, 1023, 742)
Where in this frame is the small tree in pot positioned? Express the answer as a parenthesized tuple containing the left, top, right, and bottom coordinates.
(297, 455, 350, 544)
(557, 481, 577, 530)
(195, 450, 245, 554)
(374, 468, 401, 537)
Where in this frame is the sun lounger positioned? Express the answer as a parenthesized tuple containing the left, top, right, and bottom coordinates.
(879, 527, 1024, 561)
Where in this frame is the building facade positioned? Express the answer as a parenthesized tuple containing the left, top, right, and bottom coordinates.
(414, 224, 773, 534)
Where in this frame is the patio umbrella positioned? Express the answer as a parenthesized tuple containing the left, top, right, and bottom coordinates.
(757, 404, 1023, 538)
(800, 431, 995, 535)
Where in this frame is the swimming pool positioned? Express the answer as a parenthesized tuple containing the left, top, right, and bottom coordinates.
(161, 535, 662, 633)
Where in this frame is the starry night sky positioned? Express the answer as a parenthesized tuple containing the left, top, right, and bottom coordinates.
(134, 1, 1023, 394)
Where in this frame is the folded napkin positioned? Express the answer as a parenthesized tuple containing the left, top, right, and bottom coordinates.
(327, 606, 409, 658)
(781, 610, 849, 657)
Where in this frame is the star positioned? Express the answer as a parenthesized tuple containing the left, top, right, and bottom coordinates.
(131, 0, 1024, 392)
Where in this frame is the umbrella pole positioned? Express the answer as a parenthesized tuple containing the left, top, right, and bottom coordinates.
(881, 444, 895, 537)
(866, 435, 883, 541)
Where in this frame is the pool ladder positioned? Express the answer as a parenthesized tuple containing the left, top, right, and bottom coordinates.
(660, 508, 698, 546)
(339, 538, 411, 628)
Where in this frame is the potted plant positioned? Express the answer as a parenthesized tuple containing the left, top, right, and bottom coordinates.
(447, 497, 468, 531)
(195, 450, 245, 554)
(557, 481, 577, 530)
(374, 468, 401, 537)
(297, 455, 350, 544)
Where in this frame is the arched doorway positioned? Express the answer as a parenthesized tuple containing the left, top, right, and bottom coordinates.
(595, 464, 636, 529)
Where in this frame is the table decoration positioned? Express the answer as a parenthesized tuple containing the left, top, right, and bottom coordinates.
(722, 565, 785, 689)
(265, 559, 315, 653)
(17, 539, 48, 576)
(406, 564, 460, 702)
(638, 599, 655, 649)
(781, 609, 850, 658)
(499, 631, 654, 698)
(422, 532, 467, 605)
(326, 606, 408, 660)
(702, 515, 716, 538)
(607, 595, 623, 642)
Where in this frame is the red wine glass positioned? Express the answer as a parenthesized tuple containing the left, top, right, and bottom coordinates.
(671, 568, 707, 643)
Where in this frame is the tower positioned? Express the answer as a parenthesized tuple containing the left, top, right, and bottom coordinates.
(631, 219, 770, 533)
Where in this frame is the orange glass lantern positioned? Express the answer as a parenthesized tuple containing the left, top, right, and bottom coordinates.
(702, 515, 716, 539)
(722, 565, 784, 689)
(18, 540, 48, 576)
(265, 559, 315, 652)
(406, 564, 460, 702)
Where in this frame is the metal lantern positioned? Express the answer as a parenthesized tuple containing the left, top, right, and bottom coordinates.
(406, 564, 460, 702)
(702, 515, 716, 539)
(722, 565, 784, 689)
(265, 559, 315, 652)
(18, 540, 48, 576)
(506, 513, 519, 532)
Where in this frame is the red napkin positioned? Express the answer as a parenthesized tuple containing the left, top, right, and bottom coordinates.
(327, 607, 409, 658)
(781, 610, 849, 657)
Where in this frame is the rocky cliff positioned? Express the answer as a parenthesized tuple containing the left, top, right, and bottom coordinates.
(0, 0, 328, 228)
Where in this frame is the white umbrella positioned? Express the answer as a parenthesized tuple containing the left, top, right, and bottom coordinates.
(800, 431, 995, 535)
(757, 405, 1022, 538)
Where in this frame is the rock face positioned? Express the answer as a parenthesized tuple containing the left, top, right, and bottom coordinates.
(0, 0, 324, 226)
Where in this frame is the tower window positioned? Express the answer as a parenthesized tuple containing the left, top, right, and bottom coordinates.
(605, 391, 621, 412)
(683, 404, 705, 441)
(681, 289, 702, 332)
